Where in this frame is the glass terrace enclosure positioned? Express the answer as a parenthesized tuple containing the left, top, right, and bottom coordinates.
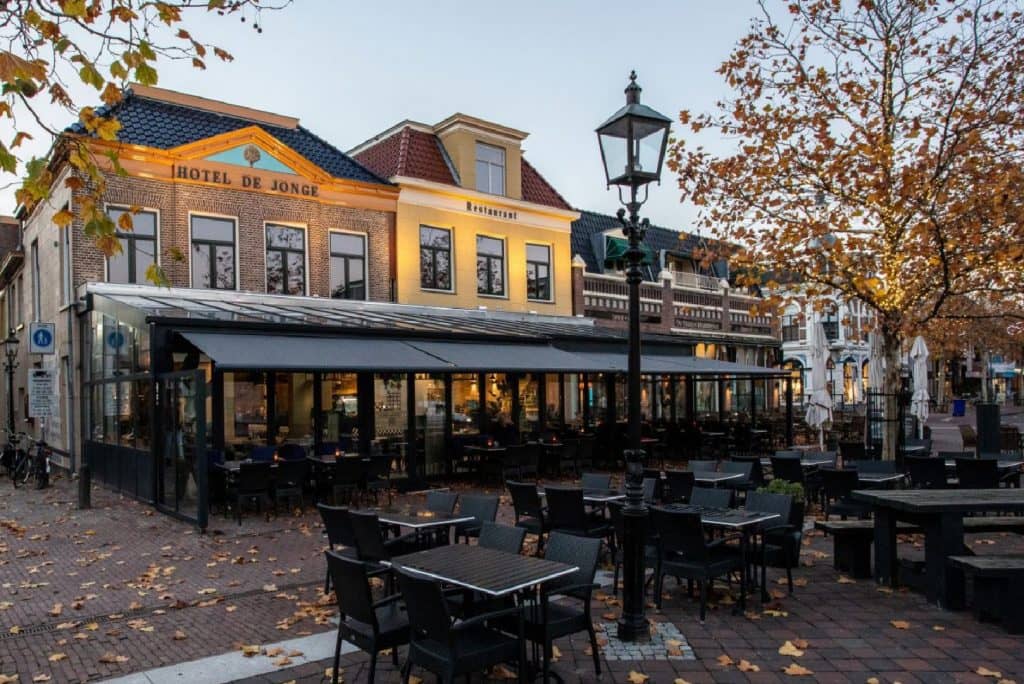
(82, 284, 789, 528)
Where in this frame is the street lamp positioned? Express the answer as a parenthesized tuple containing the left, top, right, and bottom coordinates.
(3, 329, 18, 437)
(596, 71, 671, 642)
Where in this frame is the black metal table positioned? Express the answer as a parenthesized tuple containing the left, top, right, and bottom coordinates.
(537, 487, 625, 504)
(693, 472, 743, 487)
(390, 543, 577, 597)
(661, 504, 781, 610)
(852, 488, 1024, 608)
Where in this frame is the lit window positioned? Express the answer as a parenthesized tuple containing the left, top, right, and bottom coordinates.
(475, 143, 505, 195)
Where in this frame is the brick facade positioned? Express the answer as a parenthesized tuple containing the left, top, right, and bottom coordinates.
(73, 171, 396, 300)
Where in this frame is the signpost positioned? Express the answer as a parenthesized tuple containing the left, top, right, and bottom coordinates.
(28, 368, 55, 418)
(28, 322, 55, 355)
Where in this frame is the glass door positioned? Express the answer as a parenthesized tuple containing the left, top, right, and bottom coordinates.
(157, 369, 207, 529)
(415, 374, 447, 477)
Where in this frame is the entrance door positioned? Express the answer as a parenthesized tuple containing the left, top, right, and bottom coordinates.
(157, 370, 208, 529)
(415, 374, 447, 477)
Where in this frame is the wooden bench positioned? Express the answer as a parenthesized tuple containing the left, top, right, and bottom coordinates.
(948, 555, 1024, 633)
(815, 517, 1024, 578)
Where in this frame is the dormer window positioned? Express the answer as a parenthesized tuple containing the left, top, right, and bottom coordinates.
(475, 142, 505, 195)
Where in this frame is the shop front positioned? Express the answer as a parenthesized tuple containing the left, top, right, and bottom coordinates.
(80, 283, 788, 528)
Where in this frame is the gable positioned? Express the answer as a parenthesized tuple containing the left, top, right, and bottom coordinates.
(204, 144, 297, 174)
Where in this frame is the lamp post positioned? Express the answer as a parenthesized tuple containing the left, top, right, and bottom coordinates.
(3, 329, 18, 438)
(596, 71, 671, 642)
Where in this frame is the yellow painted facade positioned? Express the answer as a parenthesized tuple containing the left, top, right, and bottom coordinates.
(434, 114, 526, 201)
(393, 178, 577, 315)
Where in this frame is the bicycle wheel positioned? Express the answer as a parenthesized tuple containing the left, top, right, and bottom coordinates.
(11, 454, 27, 487)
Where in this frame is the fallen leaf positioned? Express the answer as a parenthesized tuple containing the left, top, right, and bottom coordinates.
(778, 641, 804, 657)
(490, 664, 517, 680)
(738, 660, 761, 672)
(262, 583, 278, 592)
(667, 646, 682, 657)
(32, 675, 51, 683)
(716, 654, 734, 667)
(977, 667, 1002, 678)
(792, 638, 809, 649)
(763, 609, 788, 617)
(172, 630, 187, 641)
(674, 680, 692, 684)
(551, 645, 561, 662)
(627, 672, 649, 684)
(836, 576, 856, 584)
(47, 654, 66, 663)
(8, 626, 20, 635)
(48, 603, 63, 617)
(867, 678, 880, 684)
(264, 647, 284, 657)
(408, 677, 422, 684)
(240, 645, 260, 657)
(272, 656, 292, 667)
(932, 625, 946, 631)
(98, 652, 129, 664)
(782, 663, 814, 676)
(197, 588, 217, 595)
(0, 676, 17, 684)
(890, 620, 910, 630)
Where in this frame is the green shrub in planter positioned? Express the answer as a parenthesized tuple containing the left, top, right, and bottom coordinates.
(757, 478, 805, 504)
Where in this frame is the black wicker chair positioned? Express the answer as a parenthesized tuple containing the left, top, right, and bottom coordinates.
(689, 486, 733, 509)
(745, 491, 800, 595)
(226, 461, 273, 524)
(454, 494, 499, 543)
(325, 551, 408, 684)
(507, 481, 550, 553)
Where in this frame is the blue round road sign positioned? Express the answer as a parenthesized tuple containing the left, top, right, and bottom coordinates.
(32, 328, 52, 349)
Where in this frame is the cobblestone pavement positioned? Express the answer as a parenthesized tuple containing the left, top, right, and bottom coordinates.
(2, 447, 1023, 682)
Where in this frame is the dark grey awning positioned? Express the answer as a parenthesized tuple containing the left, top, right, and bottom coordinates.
(180, 332, 454, 371)
(404, 341, 593, 372)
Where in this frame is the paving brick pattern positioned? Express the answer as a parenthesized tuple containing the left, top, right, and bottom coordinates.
(3, 450, 1024, 683)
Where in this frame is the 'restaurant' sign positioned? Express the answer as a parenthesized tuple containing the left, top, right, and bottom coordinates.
(172, 164, 320, 197)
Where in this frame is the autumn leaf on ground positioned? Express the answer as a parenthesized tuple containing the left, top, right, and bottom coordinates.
(792, 638, 809, 649)
(490, 664, 517, 680)
(977, 667, 1002, 678)
(551, 645, 561, 662)
(98, 652, 129, 664)
(32, 675, 51, 682)
(262, 583, 278, 592)
(0, 675, 18, 684)
(890, 619, 910, 630)
(264, 647, 284, 657)
(240, 645, 260, 657)
(782, 663, 814, 676)
(172, 630, 187, 640)
(763, 609, 788, 617)
(674, 680, 692, 684)
(778, 641, 804, 657)
(932, 625, 946, 631)
(716, 654, 734, 667)
(408, 676, 421, 684)
(272, 656, 292, 667)
(738, 659, 760, 672)
(836, 576, 856, 584)
(627, 672, 649, 684)
(48, 603, 63, 617)
(47, 653, 66, 662)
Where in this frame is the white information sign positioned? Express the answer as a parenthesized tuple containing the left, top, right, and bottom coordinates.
(28, 369, 56, 418)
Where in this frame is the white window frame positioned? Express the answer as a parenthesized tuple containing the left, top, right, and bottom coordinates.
(474, 142, 506, 196)
(328, 229, 368, 301)
(263, 220, 309, 296)
(188, 211, 240, 291)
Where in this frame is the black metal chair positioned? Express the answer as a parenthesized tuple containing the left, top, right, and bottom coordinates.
(663, 470, 695, 503)
(729, 455, 765, 490)
(272, 459, 307, 513)
(689, 486, 733, 509)
(956, 458, 1000, 489)
(720, 461, 755, 499)
(518, 443, 540, 480)
(558, 440, 579, 477)
(544, 486, 614, 554)
(581, 472, 612, 490)
(689, 459, 718, 473)
(226, 461, 273, 524)
(454, 494, 499, 543)
(317, 503, 366, 593)
(333, 458, 365, 506)
(507, 481, 549, 553)
(745, 491, 800, 595)
(349, 510, 418, 578)
(820, 468, 872, 519)
(650, 507, 743, 620)
(426, 490, 458, 515)
(478, 522, 526, 554)
(278, 442, 306, 461)
(851, 459, 897, 474)
(838, 441, 867, 462)
(641, 476, 663, 505)
(519, 532, 602, 681)
(608, 501, 657, 597)
(394, 566, 524, 684)
(906, 456, 948, 489)
(325, 551, 409, 684)
(365, 457, 392, 506)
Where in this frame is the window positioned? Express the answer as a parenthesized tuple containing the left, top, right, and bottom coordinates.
(265, 224, 306, 295)
(329, 232, 366, 300)
(30, 240, 40, 321)
(5, 279, 16, 330)
(526, 243, 551, 301)
(191, 215, 236, 290)
(476, 235, 505, 296)
(59, 204, 71, 306)
(475, 142, 505, 195)
(419, 226, 452, 291)
(106, 208, 156, 284)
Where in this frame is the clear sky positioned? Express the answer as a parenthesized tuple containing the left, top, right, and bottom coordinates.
(5, 0, 759, 231)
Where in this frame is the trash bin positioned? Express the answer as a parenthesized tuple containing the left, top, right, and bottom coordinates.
(951, 399, 966, 417)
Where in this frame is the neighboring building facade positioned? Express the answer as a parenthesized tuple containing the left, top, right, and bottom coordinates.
(350, 115, 579, 315)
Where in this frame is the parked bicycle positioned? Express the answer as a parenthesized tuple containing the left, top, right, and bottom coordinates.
(6, 431, 50, 489)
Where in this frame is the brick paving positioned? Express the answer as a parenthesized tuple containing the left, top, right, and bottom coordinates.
(0, 409, 1021, 683)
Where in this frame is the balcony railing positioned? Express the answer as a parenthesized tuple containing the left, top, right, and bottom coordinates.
(578, 272, 774, 337)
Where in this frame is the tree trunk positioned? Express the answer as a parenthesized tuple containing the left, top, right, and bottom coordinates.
(881, 327, 903, 461)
